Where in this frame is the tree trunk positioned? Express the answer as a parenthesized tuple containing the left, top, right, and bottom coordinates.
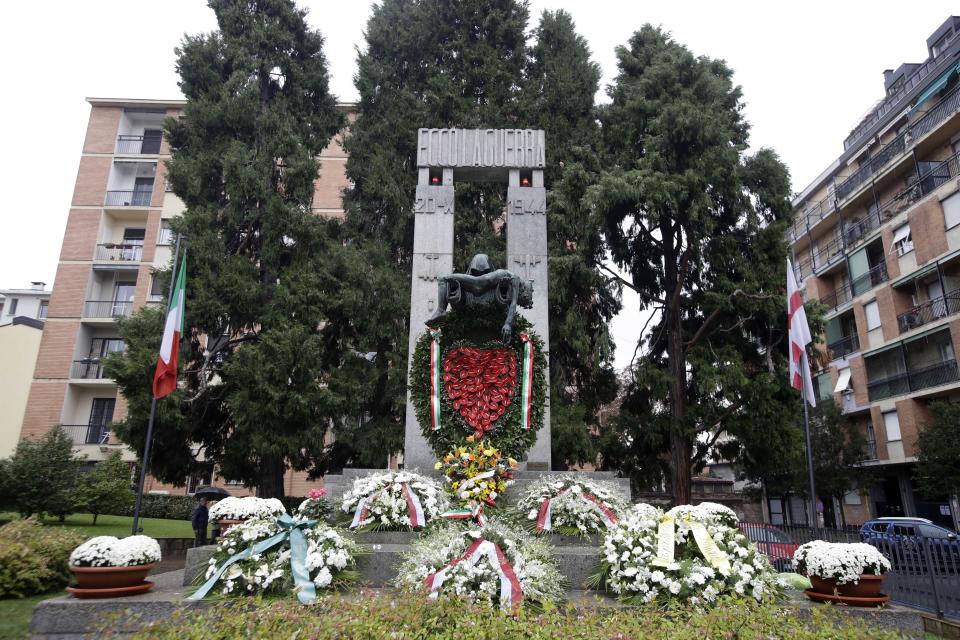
(257, 456, 287, 499)
(92, 513, 99, 525)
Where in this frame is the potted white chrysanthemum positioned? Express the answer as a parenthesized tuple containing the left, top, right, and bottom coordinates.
(793, 541, 890, 603)
(68, 535, 162, 596)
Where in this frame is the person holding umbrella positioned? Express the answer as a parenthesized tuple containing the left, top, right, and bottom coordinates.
(191, 486, 228, 547)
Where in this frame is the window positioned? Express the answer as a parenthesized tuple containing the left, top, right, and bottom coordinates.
(38, 301, 48, 320)
(892, 224, 913, 256)
(149, 275, 164, 301)
(158, 220, 173, 245)
(834, 367, 852, 393)
(944, 192, 960, 229)
(932, 29, 954, 57)
(7, 298, 17, 315)
(883, 410, 902, 442)
(865, 423, 878, 459)
(864, 300, 881, 331)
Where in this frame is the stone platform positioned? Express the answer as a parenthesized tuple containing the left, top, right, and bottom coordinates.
(321, 468, 632, 504)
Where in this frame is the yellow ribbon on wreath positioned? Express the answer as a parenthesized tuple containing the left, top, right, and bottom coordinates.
(650, 513, 731, 573)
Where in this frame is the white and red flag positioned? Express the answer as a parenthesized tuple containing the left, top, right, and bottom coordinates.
(152, 254, 187, 399)
(787, 258, 816, 407)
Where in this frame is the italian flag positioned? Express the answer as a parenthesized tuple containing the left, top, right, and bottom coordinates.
(152, 254, 186, 399)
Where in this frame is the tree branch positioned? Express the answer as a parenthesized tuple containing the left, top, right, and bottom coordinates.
(599, 263, 666, 304)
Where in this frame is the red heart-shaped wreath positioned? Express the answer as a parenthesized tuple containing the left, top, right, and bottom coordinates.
(443, 346, 518, 437)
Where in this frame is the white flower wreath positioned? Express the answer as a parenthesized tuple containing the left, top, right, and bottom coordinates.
(340, 470, 449, 530)
(515, 475, 627, 535)
(598, 503, 779, 605)
(395, 518, 565, 609)
(202, 517, 361, 596)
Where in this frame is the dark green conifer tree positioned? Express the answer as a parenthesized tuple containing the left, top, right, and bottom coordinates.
(106, 0, 346, 497)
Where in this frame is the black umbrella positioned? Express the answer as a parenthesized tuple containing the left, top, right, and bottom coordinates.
(193, 486, 230, 501)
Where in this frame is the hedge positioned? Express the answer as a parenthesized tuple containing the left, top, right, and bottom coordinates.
(104, 594, 904, 640)
(0, 519, 84, 598)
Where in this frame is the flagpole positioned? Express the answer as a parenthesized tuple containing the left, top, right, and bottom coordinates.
(800, 351, 819, 536)
(132, 234, 182, 535)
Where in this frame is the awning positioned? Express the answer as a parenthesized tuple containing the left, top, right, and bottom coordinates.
(909, 58, 960, 115)
(834, 368, 852, 393)
(892, 224, 911, 244)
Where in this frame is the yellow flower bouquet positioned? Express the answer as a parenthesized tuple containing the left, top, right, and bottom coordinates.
(435, 437, 518, 507)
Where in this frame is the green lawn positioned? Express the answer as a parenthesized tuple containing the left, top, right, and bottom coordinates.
(0, 593, 61, 640)
(0, 513, 193, 538)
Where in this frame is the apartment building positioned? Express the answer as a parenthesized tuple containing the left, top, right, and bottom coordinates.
(0, 282, 50, 325)
(19, 97, 353, 496)
(788, 16, 960, 530)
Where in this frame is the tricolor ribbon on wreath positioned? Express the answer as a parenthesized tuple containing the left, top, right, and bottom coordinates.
(535, 488, 618, 532)
(429, 329, 442, 431)
(349, 482, 426, 529)
(188, 513, 319, 605)
(649, 514, 731, 573)
(440, 500, 487, 526)
(519, 332, 534, 430)
(424, 537, 522, 611)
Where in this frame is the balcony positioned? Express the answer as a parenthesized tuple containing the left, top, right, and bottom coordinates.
(868, 359, 960, 401)
(828, 333, 860, 360)
(104, 188, 153, 207)
(842, 208, 882, 248)
(835, 131, 907, 203)
(851, 262, 889, 297)
(909, 82, 960, 141)
(94, 243, 142, 262)
(83, 300, 132, 319)
(61, 424, 110, 446)
(897, 289, 960, 333)
(70, 359, 108, 380)
(819, 281, 853, 312)
(812, 234, 845, 273)
(115, 134, 162, 155)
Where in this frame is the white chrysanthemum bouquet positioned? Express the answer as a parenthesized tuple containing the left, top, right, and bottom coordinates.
(395, 518, 565, 610)
(209, 496, 286, 521)
(69, 535, 162, 568)
(793, 540, 890, 585)
(515, 475, 627, 536)
(341, 470, 449, 531)
(595, 502, 779, 605)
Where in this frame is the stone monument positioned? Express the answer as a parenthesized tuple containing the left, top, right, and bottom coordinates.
(403, 128, 551, 471)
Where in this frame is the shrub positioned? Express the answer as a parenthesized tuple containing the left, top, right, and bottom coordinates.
(0, 519, 85, 598)
(7, 426, 83, 519)
(76, 452, 135, 525)
(102, 593, 904, 639)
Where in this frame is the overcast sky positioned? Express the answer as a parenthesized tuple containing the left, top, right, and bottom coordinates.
(0, 1, 956, 369)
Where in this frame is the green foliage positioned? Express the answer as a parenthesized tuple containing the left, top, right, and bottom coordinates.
(0, 519, 84, 598)
(108, 594, 904, 639)
(915, 401, 960, 499)
(6, 426, 83, 519)
(105, 0, 351, 497)
(76, 452, 134, 525)
(591, 26, 798, 502)
(409, 308, 546, 460)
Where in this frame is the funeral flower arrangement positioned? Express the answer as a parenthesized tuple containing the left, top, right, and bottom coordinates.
(436, 438, 517, 508)
(597, 502, 779, 605)
(793, 541, 891, 585)
(209, 496, 286, 521)
(340, 470, 449, 530)
(395, 518, 565, 610)
(201, 517, 360, 595)
(297, 488, 332, 521)
(69, 535, 162, 567)
(516, 475, 627, 536)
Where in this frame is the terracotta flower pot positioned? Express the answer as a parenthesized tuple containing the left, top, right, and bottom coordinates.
(810, 573, 885, 598)
(69, 563, 156, 589)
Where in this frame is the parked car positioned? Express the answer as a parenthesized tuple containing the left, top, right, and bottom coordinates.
(859, 517, 960, 572)
(738, 523, 799, 571)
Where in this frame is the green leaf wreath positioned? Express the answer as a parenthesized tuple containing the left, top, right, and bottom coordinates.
(409, 305, 546, 460)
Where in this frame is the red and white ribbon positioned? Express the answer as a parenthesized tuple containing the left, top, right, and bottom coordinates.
(536, 489, 618, 532)
(429, 329, 442, 431)
(519, 333, 534, 430)
(349, 483, 426, 529)
(440, 500, 487, 526)
(424, 538, 522, 611)
(349, 491, 377, 529)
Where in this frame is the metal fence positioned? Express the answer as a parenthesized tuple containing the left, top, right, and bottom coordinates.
(740, 522, 960, 619)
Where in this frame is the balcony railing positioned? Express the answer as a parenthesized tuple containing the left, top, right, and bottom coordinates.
(867, 359, 960, 401)
(819, 281, 853, 312)
(812, 234, 845, 272)
(909, 82, 960, 141)
(897, 289, 960, 333)
(828, 333, 860, 360)
(851, 262, 889, 297)
(842, 208, 882, 248)
(116, 134, 162, 155)
(94, 243, 143, 262)
(70, 359, 107, 379)
(835, 131, 907, 203)
(104, 189, 153, 207)
(61, 424, 110, 445)
(83, 300, 132, 319)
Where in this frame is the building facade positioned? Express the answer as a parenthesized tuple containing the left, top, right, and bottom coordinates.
(0, 282, 50, 326)
(789, 16, 960, 530)
(19, 97, 354, 496)
(0, 317, 45, 457)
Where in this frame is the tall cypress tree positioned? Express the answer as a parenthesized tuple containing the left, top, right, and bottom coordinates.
(523, 10, 620, 468)
(592, 26, 796, 503)
(107, 0, 345, 497)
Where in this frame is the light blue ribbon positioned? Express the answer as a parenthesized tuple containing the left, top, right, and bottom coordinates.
(188, 513, 319, 604)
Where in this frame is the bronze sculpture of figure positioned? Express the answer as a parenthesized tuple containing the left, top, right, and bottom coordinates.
(425, 253, 533, 342)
